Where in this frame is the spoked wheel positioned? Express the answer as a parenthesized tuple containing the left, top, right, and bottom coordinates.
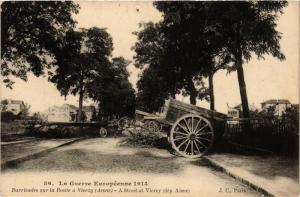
(144, 120, 162, 132)
(99, 127, 108, 138)
(170, 114, 214, 159)
(132, 121, 150, 132)
(118, 117, 130, 130)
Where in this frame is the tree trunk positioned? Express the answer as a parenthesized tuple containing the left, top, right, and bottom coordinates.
(77, 87, 84, 122)
(170, 92, 176, 99)
(208, 73, 215, 111)
(236, 53, 250, 118)
(187, 77, 197, 105)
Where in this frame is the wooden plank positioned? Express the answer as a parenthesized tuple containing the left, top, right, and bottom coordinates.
(165, 99, 227, 124)
(135, 110, 156, 117)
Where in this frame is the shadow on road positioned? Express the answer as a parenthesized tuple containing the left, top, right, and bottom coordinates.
(5, 147, 187, 174)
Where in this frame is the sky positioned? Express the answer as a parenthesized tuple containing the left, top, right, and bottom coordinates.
(1, 1, 299, 114)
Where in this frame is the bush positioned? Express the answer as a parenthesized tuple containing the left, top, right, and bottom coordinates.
(124, 127, 169, 149)
(1, 111, 19, 122)
(1, 121, 27, 134)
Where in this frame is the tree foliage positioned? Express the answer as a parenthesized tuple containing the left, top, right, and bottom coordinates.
(133, 3, 229, 109)
(1, 1, 79, 88)
(134, 1, 287, 115)
(49, 27, 113, 122)
(135, 66, 169, 113)
(196, 1, 287, 117)
(19, 103, 31, 118)
(88, 57, 136, 118)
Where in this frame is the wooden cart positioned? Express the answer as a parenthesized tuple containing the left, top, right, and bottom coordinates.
(157, 99, 227, 158)
(118, 110, 163, 132)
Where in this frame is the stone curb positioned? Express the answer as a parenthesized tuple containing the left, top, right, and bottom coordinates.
(202, 156, 275, 197)
(1, 138, 86, 170)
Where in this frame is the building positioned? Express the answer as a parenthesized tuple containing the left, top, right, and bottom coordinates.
(82, 105, 96, 122)
(46, 104, 78, 122)
(227, 107, 240, 119)
(1, 99, 26, 115)
(44, 104, 96, 122)
(227, 103, 258, 118)
(261, 99, 291, 116)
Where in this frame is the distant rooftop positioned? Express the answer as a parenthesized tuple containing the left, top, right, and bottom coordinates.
(232, 103, 257, 110)
(63, 104, 78, 110)
(261, 99, 290, 104)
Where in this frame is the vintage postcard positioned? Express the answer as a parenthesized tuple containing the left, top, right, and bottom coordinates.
(1, 1, 299, 197)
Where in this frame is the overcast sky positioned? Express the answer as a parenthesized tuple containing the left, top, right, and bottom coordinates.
(1, 1, 299, 114)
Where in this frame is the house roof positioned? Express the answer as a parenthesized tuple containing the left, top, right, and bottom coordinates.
(261, 99, 290, 104)
(82, 106, 95, 112)
(62, 104, 78, 110)
(233, 104, 242, 109)
(1, 99, 24, 105)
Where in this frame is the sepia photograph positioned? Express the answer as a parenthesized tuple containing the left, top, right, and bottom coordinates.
(1, 1, 299, 197)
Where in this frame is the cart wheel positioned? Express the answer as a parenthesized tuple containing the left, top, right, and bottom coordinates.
(170, 114, 214, 159)
(118, 117, 129, 129)
(144, 120, 162, 132)
(99, 127, 107, 138)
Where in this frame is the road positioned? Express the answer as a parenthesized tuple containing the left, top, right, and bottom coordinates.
(1, 137, 262, 197)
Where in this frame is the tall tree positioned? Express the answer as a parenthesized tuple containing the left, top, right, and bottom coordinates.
(135, 65, 170, 113)
(1, 1, 79, 88)
(50, 27, 113, 122)
(153, 2, 213, 106)
(206, 1, 287, 117)
(133, 21, 207, 107)
(153, 1, 287, 115)
(133, 22, 181, 98)
(87, 57, 135, 118)
(134, 4, 219, 107)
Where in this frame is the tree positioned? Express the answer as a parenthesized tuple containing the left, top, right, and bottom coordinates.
(1, 1, 79, 88)
(50, 27, 113, 122)
(282, 106, 299, 133)
(87, 57, 136, 118)
(134, 3, 229, 108)
(135, 66, 169, 113)
(19, 103, 31, 118)
(133, 22, 183, 111)
(133, 21, 206, 107)
(153, 2, 216, 106)
(133, 22, 181, 98)
(1, 111, 18, 122)
(151, 1, 287, 115)
(32, 112, 42, 121)
(205, 1, 287, 117)
(153, 2, 240, 110)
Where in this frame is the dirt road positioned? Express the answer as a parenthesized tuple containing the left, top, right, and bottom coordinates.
(1, 137, 262, 197)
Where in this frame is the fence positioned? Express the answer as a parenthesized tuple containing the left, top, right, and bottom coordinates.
(226, 118, 298, 135)
(224, 118, 299, 156)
